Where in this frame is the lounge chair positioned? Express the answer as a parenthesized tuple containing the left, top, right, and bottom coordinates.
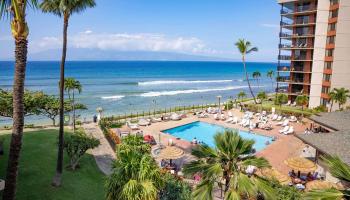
(262, 111, 267, 116)
(277, 119, 289, 127)
(127, 121, 139, 130)
(138, 118, 151, 126)
(290, 116, 297, 122)
(239, 118, 247, 126)
(225, 117, 233, 123)
(279, 126, 289, 133)
(276, 115, 283, 121)
(151, 117, 162, 123)
(264, 123, 273, 130)
(213, 114, 219, 120)
(228, 111, 233, 117)
(230, 117, 238, 124)
(170, 113, 181, 121)
(291, 102, 297, 107)
(285, 100, 291, 106)
(283, 126, 294, 135)
(220, 114, 226, 120)
(271, 114, 278, 121)
(243, 120, 250, 127)
(198, 113, 209, 118)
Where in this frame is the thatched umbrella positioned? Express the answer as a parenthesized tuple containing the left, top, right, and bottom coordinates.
(306, 180, 341, 191)
(284, 157, 317, 173)
(158, 146, 184, 165)
(258, 168, 290, 185)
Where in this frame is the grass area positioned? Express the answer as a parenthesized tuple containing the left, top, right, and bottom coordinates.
(247, 101, 315, 117)
(0, 129, 105, 200)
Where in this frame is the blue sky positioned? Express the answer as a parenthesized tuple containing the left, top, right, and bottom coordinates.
(0, 0, 281, 61)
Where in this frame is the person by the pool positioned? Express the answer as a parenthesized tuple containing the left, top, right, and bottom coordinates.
(192, 137, 198, 144)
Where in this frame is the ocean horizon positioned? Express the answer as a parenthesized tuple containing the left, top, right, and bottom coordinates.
(0, 61, 276, 126)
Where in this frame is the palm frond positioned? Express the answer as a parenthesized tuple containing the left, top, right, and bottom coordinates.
(303, 188, 344, 200)
(241, 157, 270, 168)
(253, 177, 277, 200)
(192, 179, 215, 200)
(322, 155, 350, 182)
(40, 0, 95, 17)
(246, 47, 258, 54)
(224, 189, 240, 200)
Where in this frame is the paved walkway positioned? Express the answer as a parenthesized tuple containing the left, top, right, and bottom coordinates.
(83, 123, 116, 175)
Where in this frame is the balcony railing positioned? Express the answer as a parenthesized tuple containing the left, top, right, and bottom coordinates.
(277, 76, 290, 82)
(276, 87, 289, 93)
(293, 55, 312, 60)
(277, 66, 291, 71)
(279, 43, 313, 49)
(278, 55, 291, 60)
(290, 78, 304, 83)
(280, 5, 316, 15)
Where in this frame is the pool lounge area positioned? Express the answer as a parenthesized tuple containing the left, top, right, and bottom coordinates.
(162, 121, 274, 152)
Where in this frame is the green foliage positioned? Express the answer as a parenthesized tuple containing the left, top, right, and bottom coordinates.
(295, 95, 309, 111)
(224, 100, 234, 110)
(99, 119, 124, 135)
(64, 130, 100, 170)
(333, 87, 350, 110)
(313, 105, 327, 113)
(267, 180, 302, 200)
(118, 135, 151, 155)
(257, 91, 267, 103)
(274, 93, 288, 107)
(0, 89, 43, 118)
(106, 135, 163, 200)
(40, 0, 96, 17)
(159, 173, 192, 200)
(247, 103, 313, 117)
(237, 91, 247, 101)
(183, 130, 275, 200)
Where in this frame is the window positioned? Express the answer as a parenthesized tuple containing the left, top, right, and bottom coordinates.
(322, 87, 330, 94)
(327, 23, 337, 31)
(330, 0, 339, 6)
(325, 49, 334, 57)
(320, 98, 328, 106)
(323, 74, 332, 82)
(327, 36, 336, 44)
(324, 62, 333, 69)
(329, 9, 338, 18)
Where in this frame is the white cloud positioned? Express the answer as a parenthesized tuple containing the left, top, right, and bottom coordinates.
(32, 31, 218, 55)
(260, 23, 279, 28)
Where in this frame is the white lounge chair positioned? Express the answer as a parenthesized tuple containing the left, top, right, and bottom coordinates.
(276, 116, 283, 121)
(231, 117, 238, 124)
(239, 118, 247, 126)
(213, 114, 219, 120)
(225, 117, 233, 123)
(271, 114, 278, 121)
(170, 113, 181, 121)
(127, 121, 139, 130)
(220, 114, 226, 121)
(285, 100, 291, 106)
(279, 126, 289, 133)
(277, 119, 289, 126)
(138, 118, 151, 126)
(283, 126, 294, 135)
(228, 111, 233, 117)
(291, 102, 297, 107)
(243, 120, 250, 127)
(290, 116, 297, 122)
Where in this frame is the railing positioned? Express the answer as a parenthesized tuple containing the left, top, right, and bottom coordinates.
(277, 66, 291, 71)
(291, 78, 304, 83)
(292, 66, 305, 72)
(293, 55, 312, 60)
(277, 76, 290, 82)
(278, 55, 291, 60)
(280, 32, 292, 38)
(281, 5, 316, 15)
(280, 21, 292, 26)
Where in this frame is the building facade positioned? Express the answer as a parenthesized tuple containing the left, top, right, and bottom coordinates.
(277, 0, 350, 110)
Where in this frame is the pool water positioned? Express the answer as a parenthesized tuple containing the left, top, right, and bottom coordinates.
(162, 121, 273, 152)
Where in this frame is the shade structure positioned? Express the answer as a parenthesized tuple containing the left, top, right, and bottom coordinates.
(158, 146, 184, 160)
(284, 157, 317, 172)
(258, 168, 290, 185)
(306, 180, 341, 191)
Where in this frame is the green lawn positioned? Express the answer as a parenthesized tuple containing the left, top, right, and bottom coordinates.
(0, 129, 105, 200)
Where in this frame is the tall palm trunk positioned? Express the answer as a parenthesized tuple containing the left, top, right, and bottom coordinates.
(242, 56, 257, 104)
(72, 89, 75, 132)
(52, 14, 69, 187)
(3, 38, 28, 200)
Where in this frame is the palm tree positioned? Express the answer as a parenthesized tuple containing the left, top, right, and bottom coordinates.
(304, 156, 350, 200)
(237, 91, 246, 103)
(333, 87, 350, 110)
(235, 39, 258, 104)
(328, 90, 336, 112)
(106, 135, 163, 200)
(295, 94, 309, 111)
(40, 0, 96, 187)
(257, 91, 267, 110)
(275, 93, 288, 108)
(64, 77, 82, 132)
(252, 71, 261, 88)
(183, 130, 275, 200)
(266, 70, 274, 91)
(1, 1, 38, 199)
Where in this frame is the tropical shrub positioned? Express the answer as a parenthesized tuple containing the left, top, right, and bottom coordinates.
(267, 180, 302, 200)
(106, 135, 163, 200)
(183, 130, 276, 200)
(313, 105, 327, 113)
(64, 130, 100, 170)
(224, 100, 234, 110)
(159, 173, 192, 200)
(274, 94, 288, 107)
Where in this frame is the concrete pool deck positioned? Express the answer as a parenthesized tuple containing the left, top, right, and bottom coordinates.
(133, 109, 310, 174)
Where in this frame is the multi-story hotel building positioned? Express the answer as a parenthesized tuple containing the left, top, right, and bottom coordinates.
(277, 0, 350, 110)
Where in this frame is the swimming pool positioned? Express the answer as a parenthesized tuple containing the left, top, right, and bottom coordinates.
(162, 121, 273, 152)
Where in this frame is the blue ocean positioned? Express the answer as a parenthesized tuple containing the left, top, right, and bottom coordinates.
(0, 61, 276, 125)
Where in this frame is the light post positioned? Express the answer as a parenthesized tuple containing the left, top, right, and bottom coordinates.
(217, 95, 222, 114)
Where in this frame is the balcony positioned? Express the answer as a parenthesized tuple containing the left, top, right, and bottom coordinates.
(279, 43, 313, 50)
(281, 20, 315, 28)
(278, 55, 291, 60)
(277, 76, 290, 83)
(280, 32, 314, 39)
(277, 66, 291, 72)
(322, 81, 331, 87)
(280, 5, 316, 15)
(292, 55, 312, 61)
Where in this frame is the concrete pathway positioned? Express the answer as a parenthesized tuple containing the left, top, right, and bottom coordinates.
(83, 123, 116, 175)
